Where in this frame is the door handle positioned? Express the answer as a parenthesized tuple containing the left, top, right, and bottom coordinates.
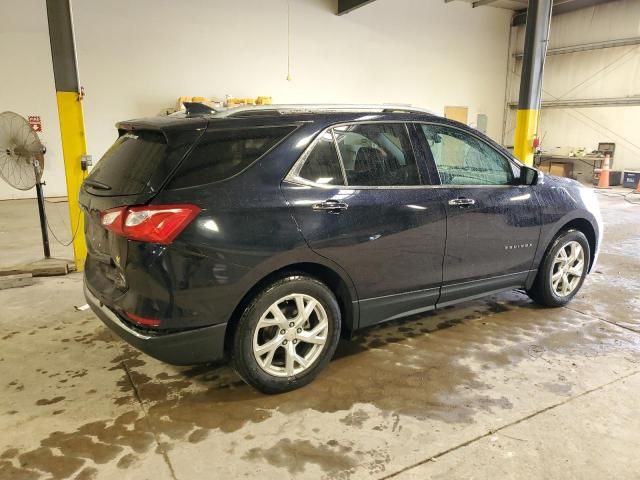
(312, 200, 349, 213)
(448, 197, 476, 207)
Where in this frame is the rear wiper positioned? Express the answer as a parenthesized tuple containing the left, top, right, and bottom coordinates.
(84, 179, 112, 191)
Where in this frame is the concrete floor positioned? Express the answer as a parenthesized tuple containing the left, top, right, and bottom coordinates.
(0, 198, 73, 267)
(1, 191, 639, 480)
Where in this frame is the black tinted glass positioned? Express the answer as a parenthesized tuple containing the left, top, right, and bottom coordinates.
(298, 132, 345, 185)
(168, 126, 294, 188)
(334, 123, 420, 186)
(86, 131, 168, 196)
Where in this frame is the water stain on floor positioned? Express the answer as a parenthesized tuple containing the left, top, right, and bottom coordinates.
(0, 409, 155, 479)
(243, 438, 358, 478)
(339, 409, 370, 428)
(35, 397, 65, 406)
(0, 460, 40, 480)
(17, 447, 84, 480)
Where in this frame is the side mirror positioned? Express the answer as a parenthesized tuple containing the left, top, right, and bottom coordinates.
(520, 166, 542, 185)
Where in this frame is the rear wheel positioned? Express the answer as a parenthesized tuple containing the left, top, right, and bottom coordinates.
(527, 229, 590, 307)
(232, 275, 341, 394)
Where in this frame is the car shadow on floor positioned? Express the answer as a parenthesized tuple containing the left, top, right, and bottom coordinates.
(168, 290, 543, 396)
(335, 293, 543, 360)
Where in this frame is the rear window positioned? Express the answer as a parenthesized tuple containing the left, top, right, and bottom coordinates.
(86, 131, 169, 196)
(167, 126, 295, 189)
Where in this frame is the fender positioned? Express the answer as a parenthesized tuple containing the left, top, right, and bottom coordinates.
(231, 244, 361, 332)
(526, 184, 602, 289)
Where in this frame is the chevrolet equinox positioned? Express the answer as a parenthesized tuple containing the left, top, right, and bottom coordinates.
(81, 104, 602, 393)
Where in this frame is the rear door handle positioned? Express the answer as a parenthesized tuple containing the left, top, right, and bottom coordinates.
(448, 197, 476, 207)
(312, 200, 349, 213)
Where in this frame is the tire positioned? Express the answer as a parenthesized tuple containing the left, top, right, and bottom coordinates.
(231, 274, 341, 394)
(527, 229, 590, 307)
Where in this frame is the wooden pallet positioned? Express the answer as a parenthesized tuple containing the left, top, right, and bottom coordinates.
(0, 258, 75, 278)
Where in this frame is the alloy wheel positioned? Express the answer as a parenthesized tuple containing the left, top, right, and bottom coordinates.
(551, 240, 585, 297)
(252, 293, 329, 377)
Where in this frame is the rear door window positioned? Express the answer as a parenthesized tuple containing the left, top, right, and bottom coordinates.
(334, 123, 421, 186)
(86, 131, 169, 196)
(168, 126, 295, 189)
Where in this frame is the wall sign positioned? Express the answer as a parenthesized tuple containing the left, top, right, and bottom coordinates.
(28, 116, 42, 132)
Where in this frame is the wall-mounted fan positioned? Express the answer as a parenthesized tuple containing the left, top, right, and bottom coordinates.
(0, 111, 51, 258)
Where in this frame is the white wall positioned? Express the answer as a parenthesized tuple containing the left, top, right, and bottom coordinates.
(504, 0, 640, 176)
(0, 0, 511, 200)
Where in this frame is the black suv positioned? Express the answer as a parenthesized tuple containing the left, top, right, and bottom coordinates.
(81, 104, 602, 393)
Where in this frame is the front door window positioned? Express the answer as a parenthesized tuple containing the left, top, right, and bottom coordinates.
(420, 124, 515, 186)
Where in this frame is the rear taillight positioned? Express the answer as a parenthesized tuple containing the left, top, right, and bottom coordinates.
(101, 204, 201, 244)
(125, 312, 161, 327)
(101, 208, 126, 236)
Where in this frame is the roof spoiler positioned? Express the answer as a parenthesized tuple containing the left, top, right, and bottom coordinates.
(183, 102, 218, 115)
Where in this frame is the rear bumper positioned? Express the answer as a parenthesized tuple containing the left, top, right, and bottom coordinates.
(84, 282, 227, 366)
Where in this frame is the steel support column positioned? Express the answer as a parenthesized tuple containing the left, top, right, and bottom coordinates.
(513, 0, 552, 166)
(46, 0, 87, 271)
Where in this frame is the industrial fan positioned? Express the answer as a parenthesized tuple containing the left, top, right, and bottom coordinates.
(0, 111, 51, 258)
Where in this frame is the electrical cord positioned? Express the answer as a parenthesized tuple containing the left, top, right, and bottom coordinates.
(286, 0, 292, 81)
(43, 171, 87, 247)
(46, 208, 83, 247)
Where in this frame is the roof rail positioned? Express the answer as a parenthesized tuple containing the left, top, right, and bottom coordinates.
(213, 103, 436, 118)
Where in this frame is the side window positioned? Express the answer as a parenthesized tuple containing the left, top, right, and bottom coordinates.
(421, 124, 514, 186)
(298, 132, 345, 185)
(168, 126, 295, 188)
(334, 123, 421, 186)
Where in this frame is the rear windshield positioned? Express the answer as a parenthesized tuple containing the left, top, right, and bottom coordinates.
(167, 126, 295, 189)
(86, 131, 168, 196)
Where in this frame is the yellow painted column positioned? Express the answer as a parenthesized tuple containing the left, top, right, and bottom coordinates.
(56, 91, 87, 271)
(47, 0, 87, 271)
(513, 109, 538, 167)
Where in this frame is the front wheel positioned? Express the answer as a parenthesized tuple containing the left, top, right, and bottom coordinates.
(527, 229, 590, 307)
(232, 275, 341, 394)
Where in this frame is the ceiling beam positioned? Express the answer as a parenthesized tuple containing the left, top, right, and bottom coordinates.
(508, 96, 640, 108)
(337, 0, 378, 15)
(513, 36, 640, 58)
(512, 0, 619, 26)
